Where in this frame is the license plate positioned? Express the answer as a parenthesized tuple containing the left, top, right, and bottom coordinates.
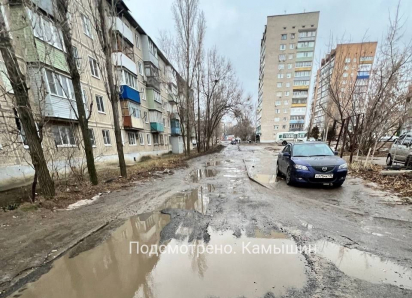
(315, 174, 333, 178)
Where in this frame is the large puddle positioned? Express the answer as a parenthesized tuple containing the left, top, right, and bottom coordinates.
(10, 194, 308, 298)
(191, 168, 217, 182)
(316, 240, 412, 290)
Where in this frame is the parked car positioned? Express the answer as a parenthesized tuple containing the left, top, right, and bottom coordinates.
(276, 142, 348, 187)
(386, 133, 412, 166)
(230, 140, 237, 145)
(308, 137, 316, 142)
(380, 135, 398, 142)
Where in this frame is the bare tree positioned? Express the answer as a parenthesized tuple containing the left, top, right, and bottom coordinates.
(171, 0, 205, 155)
(0, 8, 55, 197)
(87, 0, 127, 177)
(56, 0, 98, 185)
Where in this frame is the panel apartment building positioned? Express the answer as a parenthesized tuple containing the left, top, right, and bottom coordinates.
(257, 12, 319, 142)
(0, 0, 184, 190)
(311, 42, 377, 133)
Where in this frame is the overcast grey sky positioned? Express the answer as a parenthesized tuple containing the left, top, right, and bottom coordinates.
(127, 0, 412, 107)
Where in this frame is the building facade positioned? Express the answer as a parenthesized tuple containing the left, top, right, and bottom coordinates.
(0, 0, 184, 190)
(311, 42, 378, 133)
(257, 12, 320, 142)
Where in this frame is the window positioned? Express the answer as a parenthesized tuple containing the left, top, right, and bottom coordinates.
(360, 56, 373, 62)
(140, 87, 146, 100)
(345, 57, 351, 63)
(343, 73, 348, 77)
(274, 125, 279, 130)
(102, 130, 111, 145)
(153, 134, 159, 145)
(135, 33, 140, 49)
(147, 133, 152, 145)
(122, 70, 137, 88)
(45, 69, 74, 99)
(96, 95, 105, 113)
(290, 43, 295, 49)
(281, 34, 287, 40)
(27, 10, 64, 50)
(359, 64, 372, 71)
(293, 80, 309, 86)
(277, 73, 284, 79)
(73, 46, 81, 69)
(279, 54, 286, 61)
(274, 117, 280, 122)
(286, 82, 290, 87)
(284, 109, 288, 113)
(0, 62, 13, 93)
(284, 92, 289, 97)
(284, 100, 289, 105)
(287, 73, 292, 78)
(88, 129, 96, 146)
(295, 71, 311, 77)
(282, 125, 287, 129)
(295, 61, 312, 68)
(138, 61, 143, 75)
(280, 44, 286, 50)
(275, 109, 280, 114)
(298, 31, 316, 38)
(296, 52, 313, 58)
(276, 92, 282, 97)
(278, 64, 285, 70)
(128, 132, 136, 145)
(291, 33, 295, 39)
(89, 57, 99, 78)
(275, 100, 281, 105)
(130, 106, 141, 118)
(144, 111, 148, 123)
(287, 64, 292, 69)
(297, 41, 314, 48)
(139, 133, 144, 145)
(277, 82, 282, 88)
(154, 91, 161, 103)
(52, 125, 76, 146)
(82, 14, 93, 38)
(288, 54, 293, 60)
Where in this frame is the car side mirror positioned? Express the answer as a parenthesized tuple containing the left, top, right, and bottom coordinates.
(334, 151, 339, 155)
(283, 152, 290, 158)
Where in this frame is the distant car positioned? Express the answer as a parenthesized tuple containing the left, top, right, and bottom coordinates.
(230, 140, 237, 145)
(380, 135, 398, 142)
(276, 142, 348, 187)
(386, 133, 412, 166)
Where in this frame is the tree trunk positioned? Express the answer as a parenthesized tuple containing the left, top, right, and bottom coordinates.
(97, 0, 127, 177)
(0, 14, 55, 198)
(197, 73, 201, 153)
(186, 79, 191, 156)
(58, 0, 98, 185)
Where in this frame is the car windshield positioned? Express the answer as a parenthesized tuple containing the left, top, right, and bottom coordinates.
(293, 143, 334, 157)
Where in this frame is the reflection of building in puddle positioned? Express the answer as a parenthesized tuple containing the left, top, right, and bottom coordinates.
(316, 240, 412, 290)
(14, 225, 308, 298)
(162, 185, 214, 215)
(191, 168, 217, 182)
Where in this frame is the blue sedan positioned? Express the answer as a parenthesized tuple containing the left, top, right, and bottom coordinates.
(276, 142, 348, 187)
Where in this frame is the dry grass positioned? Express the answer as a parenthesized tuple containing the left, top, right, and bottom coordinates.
(350, 162, 412, 203)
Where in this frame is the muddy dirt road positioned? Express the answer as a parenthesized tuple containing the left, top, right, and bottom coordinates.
(1, 144, 412, 297)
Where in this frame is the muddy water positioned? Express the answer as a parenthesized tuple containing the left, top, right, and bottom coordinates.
(316, 240, 412, 290)
(11, 224, 307, 298)
(191, 168, 217, 182)
(162, 185, 214, 215)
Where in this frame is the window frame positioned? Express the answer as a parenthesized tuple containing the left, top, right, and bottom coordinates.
(96, 95, 105, 113)
(88, 56, 100, 78)
(102, 129, 111, 146)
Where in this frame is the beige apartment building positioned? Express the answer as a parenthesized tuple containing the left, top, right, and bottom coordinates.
(257, 12, 319, 142)
(312, 42, 378, 134)
(0, 0, 184, 190)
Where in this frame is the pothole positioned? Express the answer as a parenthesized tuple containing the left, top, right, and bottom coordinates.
(13, 227, 308, 298)
(316, 240, 412, 290)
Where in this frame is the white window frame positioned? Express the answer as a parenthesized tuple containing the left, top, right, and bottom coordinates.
(89, 57, 99, 78)
(96, 95, 105, 113)
(102, 129, 111, 146)
(53, 125, 76, 147)
(146, 133, 152, 145)
(279, 44, 286, 50)
(138, 61, 143, 75)
(128, 132, 137, 146)
(88, 128, 96, 147)
(82, 14, 93, 39)
(139, 132, 144, 145)
(45, 69, 74, 100)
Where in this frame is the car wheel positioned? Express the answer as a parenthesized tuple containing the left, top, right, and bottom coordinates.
(386, 154, 393, 166)
(276, 163, 282, 177)
(282, 141, 287, 146)
(285, 167, 293, 185)
(333, 181, 344, 187)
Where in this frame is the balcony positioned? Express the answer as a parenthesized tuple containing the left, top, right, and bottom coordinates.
(289, 119, 305, 124)
(123, 116, 144, 130)
(146, 76, 160, 90)
(292, 103, 307, 108)
(119, 85, 140, 104)
(293, 85, 309, 91)
(298, 36, 316, 42)
(150, 122, 164, 132)
(112, 52, 137, 75)
(111, 17, 134, 45)
(292, 93, 308, 99)
(168, 93, 178, 103)
(171, 119, 181, 135)
(357, 75, 370, 80)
